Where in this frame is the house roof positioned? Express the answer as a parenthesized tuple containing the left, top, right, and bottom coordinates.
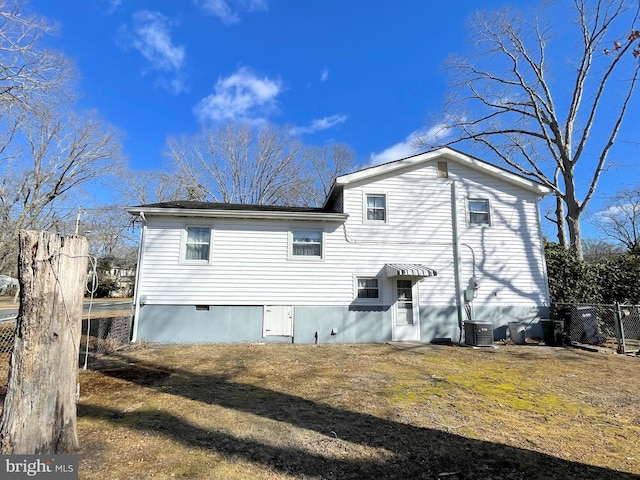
(324, 147, 552, 208)
(125, 201, 349, 222)
(127, 148, 552, 220)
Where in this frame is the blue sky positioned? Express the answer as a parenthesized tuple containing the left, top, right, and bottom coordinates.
(27, 0, 640, 240)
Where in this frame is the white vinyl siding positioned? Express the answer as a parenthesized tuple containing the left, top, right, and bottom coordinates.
(136, 159, 549, 311)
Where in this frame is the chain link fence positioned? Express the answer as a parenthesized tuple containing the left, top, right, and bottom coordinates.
(0, 300, 133, 392)
(552, 303, 640, 354)
(618, 306, 640, 353)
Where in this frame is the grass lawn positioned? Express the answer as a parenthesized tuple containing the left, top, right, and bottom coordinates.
(74, 343, 640, 479)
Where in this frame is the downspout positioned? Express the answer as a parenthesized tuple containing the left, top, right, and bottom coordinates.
(131, 211, 147, 343)
(451, 181, 464, 342)
(536, 199, 552, 309)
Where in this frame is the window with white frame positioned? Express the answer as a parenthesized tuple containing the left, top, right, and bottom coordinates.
(468, 199, 491, 226)
(291, 229, 323, 258)
(184, 226, 211, 261)
(356, 277, 380, 300)
(366, 194, 386, 222)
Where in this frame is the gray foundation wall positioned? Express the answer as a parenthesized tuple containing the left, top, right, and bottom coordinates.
(420, 306, 460, 342)
(293, 305, 392, 344)
(135, 305, 281, 344)
(134, 303, 549, 344)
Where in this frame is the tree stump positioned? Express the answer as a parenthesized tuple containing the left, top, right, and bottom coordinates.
(0, 231, 88, 454)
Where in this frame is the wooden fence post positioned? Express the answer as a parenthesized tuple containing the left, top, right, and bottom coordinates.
(0, 230, 88, 454)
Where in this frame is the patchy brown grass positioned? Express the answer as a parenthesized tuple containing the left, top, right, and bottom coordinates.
(73, 343, 640, 480)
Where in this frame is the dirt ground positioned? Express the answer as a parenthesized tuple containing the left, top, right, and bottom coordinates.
(69, 342, 640, 480)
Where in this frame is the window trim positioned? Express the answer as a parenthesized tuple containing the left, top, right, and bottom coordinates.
(353, 275, 383, 304)
(364, 192, 388, 224)
(181, 224, 213, 264)
(289, 227, 325, 260)
(467, 198, 492, 227)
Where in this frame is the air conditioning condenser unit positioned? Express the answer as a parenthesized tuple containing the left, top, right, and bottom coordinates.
(464, 321, 494, 347)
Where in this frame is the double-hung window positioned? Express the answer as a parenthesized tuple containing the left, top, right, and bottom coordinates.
(468, 199, 491, 226)
(366, 194, 387, 222)
(184, 226, 211, 262)
(356, 277, 380, 300)
(291, 229, 323, 258)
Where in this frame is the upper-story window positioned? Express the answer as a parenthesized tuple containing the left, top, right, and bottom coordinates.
(366, 194, 387, 222)
(184, 226, 211, 262)
(291, 229, 323, 258)
(468, 199, 491, 226)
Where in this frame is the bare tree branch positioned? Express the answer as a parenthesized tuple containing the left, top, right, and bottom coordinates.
(588, 187, 640, 252)
(0, 107, 123, 274)
(415, 0, 640, 259)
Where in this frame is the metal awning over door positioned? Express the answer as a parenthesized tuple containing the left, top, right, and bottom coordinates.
(384, 263, 437, 278)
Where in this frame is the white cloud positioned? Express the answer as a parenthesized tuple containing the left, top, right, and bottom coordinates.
(198, 0, 268, 25)
(321, 66, 329, 82)
(289, 114, 347, 135)
(368, 123, 451, 166)
(159, 74, 189, 95)
(368, 138, 417, 167)
(131, 11, 185, 71)
(108, 0, 124, 13)
(120, 11, 188, 94)
(194, 67, 282, 122)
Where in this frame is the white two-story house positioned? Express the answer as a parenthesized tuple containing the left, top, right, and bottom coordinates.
(126, 148, 551, 344)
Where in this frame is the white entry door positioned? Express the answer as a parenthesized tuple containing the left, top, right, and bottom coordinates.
(392, 279, 420, 341)
(263, 305, 293, 337)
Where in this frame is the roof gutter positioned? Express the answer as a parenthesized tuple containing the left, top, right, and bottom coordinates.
(125, 207, 349, 223)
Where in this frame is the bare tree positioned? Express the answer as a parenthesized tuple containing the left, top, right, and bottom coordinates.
(588, 188, 640, 253)
(0, 1, 114, 275)
(113, 167, 183, 206)
(303, 143, 354, 206)
(0, 108, 123, 274)
(165, 122, 307, 206)
(582, 237, 624, 261)
(0, 0, 74, 108)
(75, 207, 138, 258)
(416, 0, 640, 260)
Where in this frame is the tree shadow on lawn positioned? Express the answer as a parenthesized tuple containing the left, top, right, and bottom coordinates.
(79, 354, 639, 480)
